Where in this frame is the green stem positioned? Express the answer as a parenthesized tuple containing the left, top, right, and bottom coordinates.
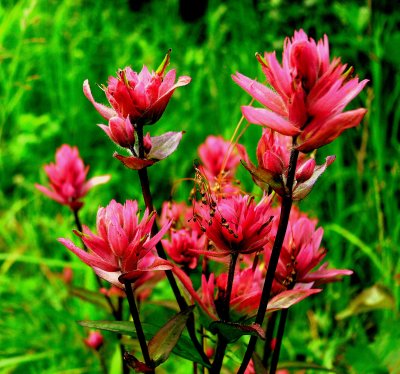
(210, 252, 239, 373)
(262, 311, 278, 367)
(135, 124, 210, 368)
(124, 281, 154, 373)
(237, 148, 299, 374)
(269, 309, 289, 374)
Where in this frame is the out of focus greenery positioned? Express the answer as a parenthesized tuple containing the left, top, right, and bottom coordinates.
(1, 0, 399, 372)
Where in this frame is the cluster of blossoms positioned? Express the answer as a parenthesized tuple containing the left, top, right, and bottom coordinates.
(36, 29, 367, 373)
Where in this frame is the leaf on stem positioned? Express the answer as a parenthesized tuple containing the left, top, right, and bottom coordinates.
(148, 306, 194, 367)
(208, 321, 265, 343)
(79, 318, 211, 368)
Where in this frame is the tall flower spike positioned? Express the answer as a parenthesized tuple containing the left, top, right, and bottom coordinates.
(83, 51, 191, 169)
(35, 144, 110, 211)
(58, 200, 172, 287)
(233, 29, 368, 152)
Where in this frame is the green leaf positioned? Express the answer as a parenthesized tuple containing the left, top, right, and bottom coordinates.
(148, 306, 194, 367)
(336, 284, 394, 320)
(278, 361, 338, 372)
(208, 321, 265, 343)
(79, 319, 210, 368)
(69, 286, 112, 313)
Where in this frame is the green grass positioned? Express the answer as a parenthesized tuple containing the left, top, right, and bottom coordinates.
(1, 0, 399, 372)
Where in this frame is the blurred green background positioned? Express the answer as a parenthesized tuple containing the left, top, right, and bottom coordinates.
(1, 0, 399, 372)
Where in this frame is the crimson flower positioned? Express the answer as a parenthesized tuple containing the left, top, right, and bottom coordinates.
(233, 29, 368, 152)
(83, 331, 104, 351)
(84, 51, 191, 127)
(162, 229, 205, 270)
(35, 144, 110, 211)
(58, 200, 172, 287)
(266, 207, 352, 295)
(242, 128, 335, 199)
(173, 266, 320, 322)
(193, 194, 273, 257)
(84, 52, 190, 169)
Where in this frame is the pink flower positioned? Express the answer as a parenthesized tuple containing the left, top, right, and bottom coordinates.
(159, 201, 192, 229)
(242, 128, 335, 199)
(83, 331, 104, 351)
(197, 136, 247, 196)
(35, 144, 110, 211)
(84, 52, 190, 169)
(58, 200, 172, 287)
(265, 208, 352, 295)
(233, 29, 368, 152)
(84, 51, 191, 127)
(193, 194, 273, 257)
(162, 229, 205, 270)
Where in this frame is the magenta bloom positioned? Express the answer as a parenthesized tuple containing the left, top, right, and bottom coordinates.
(83, 331, 104, 351)
(242, 128, 335, 199)
(35, 144, 110, 211)
(233, 29, 368, 152)
(193, 194, 273, 257)
(266, 208, 352, 295)
(58, 200, 172, 287)
(162, 229, 205, 270)
(84, 52, 191, 127)
(197, 135, 246, 195)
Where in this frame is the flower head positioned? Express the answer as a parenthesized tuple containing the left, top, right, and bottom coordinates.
(58, 200, 172, 287)
(242, 128, 335, 199)
(233, 29, 368, 152)
(35, 144, 110, 211)
(162, 229, 205, 270)
(83, 331, 104, 351)
(193, 194, 273, 257)
(265, 208, 352, 295)
(84, 50, 191, 127)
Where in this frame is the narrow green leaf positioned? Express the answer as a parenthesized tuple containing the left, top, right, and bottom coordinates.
(209, 321, 265, 343)
(79, 318, 210, 368)
(325, 224, 385, 276)
(278, 361, 338, 372)
(336, 284, 394, 320)
(70, 286, 112, 312)
(148, 306, 194, 366)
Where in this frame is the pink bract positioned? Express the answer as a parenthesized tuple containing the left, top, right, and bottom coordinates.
(242, 128, 335, 199)
(233, 29, 368, 152)
(193, 194, 273, 256)
(35, 144, 110, 211)
(83, 52, 191, 127)
(162, 229, 205, 270)
(58, 200, 172, 287)
(266, 207, 352, 295)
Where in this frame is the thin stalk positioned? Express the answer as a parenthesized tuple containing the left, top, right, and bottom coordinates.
(269, 309, 289, 374)
(262, 311, 278, 367)
(124, 281, 154, 373)
(210, 252, 239, 373)
(135, 124, 210, 367)
(237, 148, 299, 374)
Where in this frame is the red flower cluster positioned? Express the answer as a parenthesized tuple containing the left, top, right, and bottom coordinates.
(35, 144, 110, 211)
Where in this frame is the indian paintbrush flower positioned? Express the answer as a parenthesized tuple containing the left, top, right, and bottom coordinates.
(241, 128, 335, 199)
(192, 194, 273, 257)
(58, 200, 172, 287)
(233, 29, 368, 152)
(83, 51, 191, 170)
(35, 144, 110, 211)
